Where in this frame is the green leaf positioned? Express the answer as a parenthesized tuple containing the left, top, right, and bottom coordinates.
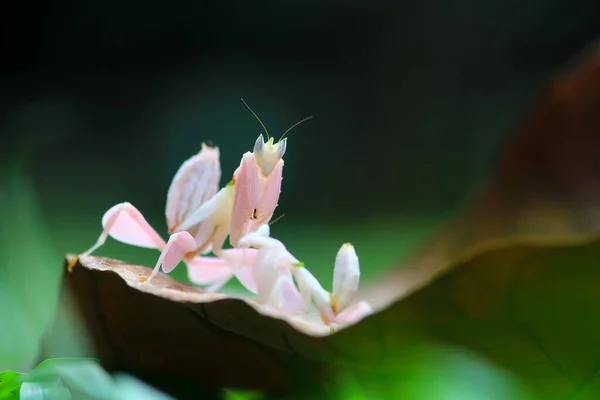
(0, 168, 61, 371)
(223, 389, 263, 400)
(1, 358, 173, 400)
(19, 380, 72, 400)
(23, 359, 114, 399)
(0, 371, 21, 400)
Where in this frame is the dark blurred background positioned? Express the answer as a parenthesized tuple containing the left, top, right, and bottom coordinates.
(1, 0, 600, 380)
(3, 0, 599, 219)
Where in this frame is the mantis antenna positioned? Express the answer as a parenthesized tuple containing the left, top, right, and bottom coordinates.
(279, 115, 314, 142)
(241, 98, 270, 140)
(269, 213, 286, 226)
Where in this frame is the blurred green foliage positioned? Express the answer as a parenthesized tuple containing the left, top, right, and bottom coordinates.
(0, 358, 174, 399)
(0, 167, 62, 371)
(329, 345, 533, 400)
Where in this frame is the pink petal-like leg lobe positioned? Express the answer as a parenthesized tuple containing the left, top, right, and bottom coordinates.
(148, 231, 197, 281)
(68, 202, 165, 272)
(233, 264, 258, 294)
(229, 153, 261, 247)
(220, 248, 259, 293)
(334, 301, 372, 325)
(252, 251, 280, 304)
(267, 272, 307, 314)
(165, 143, 221, 234)
(185, 255, 232, 285)
(77, 202, 165, 261)
(100, 202, 166, 250)
(204, 274, 236, 293)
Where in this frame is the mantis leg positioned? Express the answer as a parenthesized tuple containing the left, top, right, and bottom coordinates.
(184, 248, 259, 293)
(147, 231, 196, 282)
(219, 248, 259, 293)
(266, 270, 307, 314)
(68, 202, 166, 271)
(333, 301, 372, 325)
(184, 255, 232, 287)
(176, 185, 235, 255)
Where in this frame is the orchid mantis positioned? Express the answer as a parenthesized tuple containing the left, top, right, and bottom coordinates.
(176, 132, 288, 252)
(67, 142, 258, 291)
(67, 99, 371, 330)
(237, 225, 372, 328)
(69, 100, 312, 293)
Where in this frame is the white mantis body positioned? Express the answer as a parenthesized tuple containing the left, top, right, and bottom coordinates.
(69, 101, 312, 293)
(236, 224, 372, 328)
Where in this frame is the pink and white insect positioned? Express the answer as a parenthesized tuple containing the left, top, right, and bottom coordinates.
(236, 224, 372, 329)
(69, 100, 312, 293)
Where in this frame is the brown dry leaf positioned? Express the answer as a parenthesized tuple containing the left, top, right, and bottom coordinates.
(68, 233, 600, 399)
(63, 254, 336, 397)
(466, 42, 600, 241)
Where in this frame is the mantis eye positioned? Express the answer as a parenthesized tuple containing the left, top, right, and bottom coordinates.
(254, 134, 265, 155)
(277, 138, 287, 159)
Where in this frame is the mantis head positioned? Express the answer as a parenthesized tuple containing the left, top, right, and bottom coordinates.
(253, 134, 287, 176)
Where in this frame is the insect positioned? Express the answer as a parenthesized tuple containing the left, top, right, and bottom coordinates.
(68, 100, 312, 292)
(175, 100, 312, 249)
(237, 224, 372, 329)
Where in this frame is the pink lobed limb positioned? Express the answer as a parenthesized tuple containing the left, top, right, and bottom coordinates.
(204, 275, 235, 293)
(148, 231, 197, 281)
(68, 202, 166, 272)
(93, 202, 166, 253)
(165, 143, 221, 234)
(233, 265, 258, 294)
(334, 301, 372, 325)
(184, 255, 232, 285)
(229, 152, 262, 247)
(220, 248, 259, 293)
(252, 250, 281, 304)
(292, 266, 336, 324)
(266, 272, 307, 314)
